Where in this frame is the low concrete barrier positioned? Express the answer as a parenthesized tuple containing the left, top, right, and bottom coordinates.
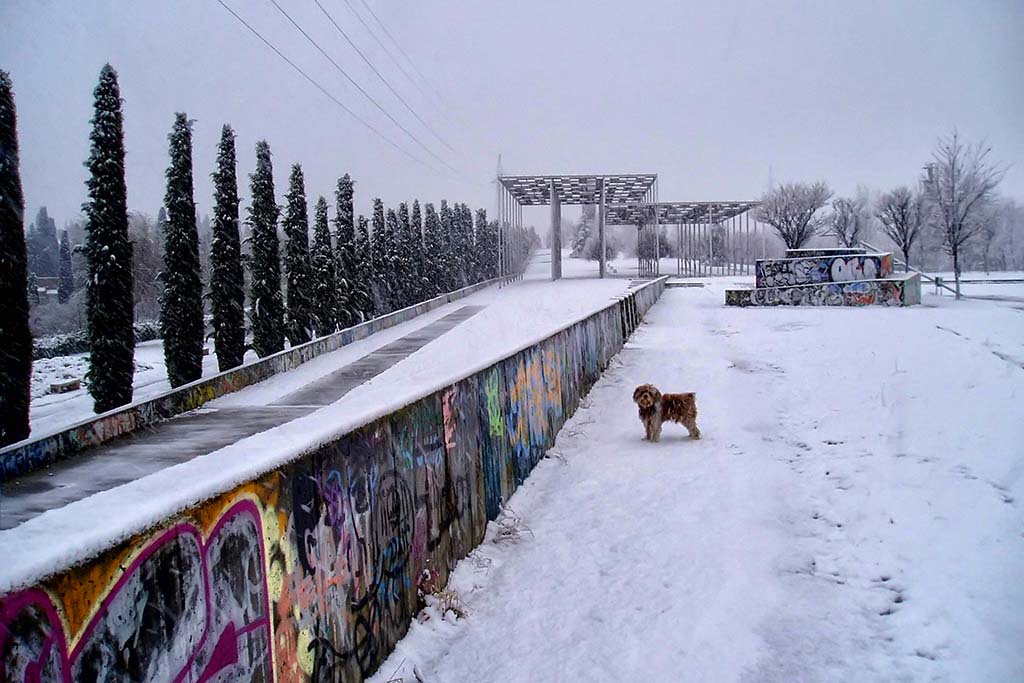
(1, 279, 499, 481)
(0, 277, 667, 683)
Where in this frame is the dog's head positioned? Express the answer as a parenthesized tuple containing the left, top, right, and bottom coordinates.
(632, 384, 661, 409)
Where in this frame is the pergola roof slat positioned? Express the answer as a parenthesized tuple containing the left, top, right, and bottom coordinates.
(604, 201, 759, 225)
(499, 174, 657, 206)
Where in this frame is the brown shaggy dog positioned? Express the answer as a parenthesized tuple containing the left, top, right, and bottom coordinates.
(632, 384, 701, 442)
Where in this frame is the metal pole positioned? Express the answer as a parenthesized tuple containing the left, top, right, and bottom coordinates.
(550, 180, 561, 281)
(598, 178, 607, 279)
(498, 186, 504, 285)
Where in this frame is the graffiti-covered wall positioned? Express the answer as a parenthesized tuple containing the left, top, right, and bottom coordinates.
(755, 253, 893, 288)
(726, 273, 920, 307)
(0, 279, 666, 683)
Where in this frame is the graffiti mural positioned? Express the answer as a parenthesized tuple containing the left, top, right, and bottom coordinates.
(0, 278, 668, 683)
(726, 273, 920, 307)
(755, 253, 893, 288)
(0, 497, 272, 683)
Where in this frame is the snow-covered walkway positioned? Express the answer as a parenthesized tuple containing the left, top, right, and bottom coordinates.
(370, 282, 1024, 682)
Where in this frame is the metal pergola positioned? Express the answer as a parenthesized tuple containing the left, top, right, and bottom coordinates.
(497, 173, 658, 281)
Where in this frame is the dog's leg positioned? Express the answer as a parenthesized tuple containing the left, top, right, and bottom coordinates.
(652, 420, 662, 443)
(685, 418, 701, 440)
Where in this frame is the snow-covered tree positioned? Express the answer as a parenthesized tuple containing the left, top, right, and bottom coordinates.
(84, 65, 134, 413)
(248, 140, 285, 357)
(829, 196, 868, 249)
(310, 196, 337, 337)
(0, 69, 32, 445)
(370, 198, 393, 312)
(385, 207, 404, 309)
(875, 187, 926, 272)
(474, 208, 494, 281)
(422, 202, 443, 296)
(332, 174, 357, 327)
(27, 206, 59, 277)
(160, 113, 203, 388)
(283, 164, 314, 346)
(394, 201, 419, 307)
(58, 228, 73, 303)
(439, 200, 456, 291)
(354, 214, 375, 319)
(755, 182, 832, 250)
(209, 124, 245, 371)
(410, 199, 429, 297)
(922, 131, 1005, 298)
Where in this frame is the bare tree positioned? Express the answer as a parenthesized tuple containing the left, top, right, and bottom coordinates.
(922, 131, 1005, 298)
(755, 181, 832, 250)
(875, 187, 926, 271)
(829, 196, 868, 248)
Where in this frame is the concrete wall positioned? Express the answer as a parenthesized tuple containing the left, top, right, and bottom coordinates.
(0, 278, 667, 683)
(726, 273, 920, 307)
(1, 279, 500, 481)
(755, 253, 893, 288)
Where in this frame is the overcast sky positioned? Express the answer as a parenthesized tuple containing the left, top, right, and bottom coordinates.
(2, 0, 1022, 230)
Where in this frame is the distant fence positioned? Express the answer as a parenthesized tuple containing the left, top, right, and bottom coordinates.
(0, 277, 667, 683)
(1, 279, 500, 481)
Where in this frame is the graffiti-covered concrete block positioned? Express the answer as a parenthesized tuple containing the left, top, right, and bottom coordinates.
(726, 272, 920, 307)
(755, 253, 893, 288)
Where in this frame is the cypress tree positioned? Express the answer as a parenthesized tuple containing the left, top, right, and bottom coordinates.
(58, 228, 73, 303)
(310, 196, 337, 337)
(410, 199, 429, 300)
(354, 214, 375, 319)
(395, 201, 414, 306)
(209, 124, 245, 371)
(0, 70, 32, 445)
(439, 200, 456, 292)
(282, 164, 313, 346)
(423, 202, 442, 296)
(160, 113, 203, 387)
(248, 140, 284, 357)
(370, 198, 391, 312)
(332, 174, 357, 327)
(84, 65, 134, 413)
(385, 207, 404, 309)
(475, 208, 490, 282)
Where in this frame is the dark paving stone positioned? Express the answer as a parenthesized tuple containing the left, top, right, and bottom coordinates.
(273, 306, 484, 406)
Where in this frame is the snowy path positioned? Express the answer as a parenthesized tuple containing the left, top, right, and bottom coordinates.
(371, 283, 1024, 682)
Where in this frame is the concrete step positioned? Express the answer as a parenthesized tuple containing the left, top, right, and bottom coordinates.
(756, 252, 893, 287)
(726, 272, 921, 307)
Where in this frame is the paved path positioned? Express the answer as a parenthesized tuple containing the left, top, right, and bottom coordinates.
(0, 307, 482, 530)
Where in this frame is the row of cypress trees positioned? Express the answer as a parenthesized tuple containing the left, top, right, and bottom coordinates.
(0, 65, 507, 445)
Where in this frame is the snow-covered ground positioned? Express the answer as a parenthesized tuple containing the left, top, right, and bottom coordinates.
(370, 283, 1024, 682)
(28, 339, 233, 435)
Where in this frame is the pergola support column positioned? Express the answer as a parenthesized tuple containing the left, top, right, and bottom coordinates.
(550, 180, 562, 281)
(598, 178, 607, 279)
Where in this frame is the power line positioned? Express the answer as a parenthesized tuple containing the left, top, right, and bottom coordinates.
(312, 0, 454, 153)
(356, 0, 445, 107)
(215, 0, 440, 173)
(267, 0, 458, 175)
(339, 0, 435, 108)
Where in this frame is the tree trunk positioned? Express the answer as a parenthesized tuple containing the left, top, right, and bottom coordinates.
(902, 246, 911, 273)
(952, 247, 962, 300)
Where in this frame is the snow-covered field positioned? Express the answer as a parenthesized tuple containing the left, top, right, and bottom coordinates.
(370, 283, 1024, 682)
(28, 339, 232, 435)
